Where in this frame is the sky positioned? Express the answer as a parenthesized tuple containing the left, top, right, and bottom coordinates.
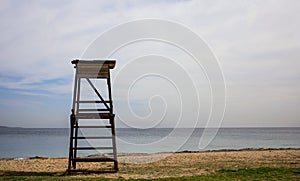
(0, 0, 299, 128)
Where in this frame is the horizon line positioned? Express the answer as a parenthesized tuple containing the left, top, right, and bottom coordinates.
(1, 126, 300, 129)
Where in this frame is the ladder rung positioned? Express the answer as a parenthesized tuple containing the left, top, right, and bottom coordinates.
(78, 109, 109, 112)
(77, 101, 111, 103)
(74, 126, 112, 128)
(72, 157, 115, 162)
(76, 113, 114, 119)
(73, 136, 113, 139)
(73, 147, 113, 150)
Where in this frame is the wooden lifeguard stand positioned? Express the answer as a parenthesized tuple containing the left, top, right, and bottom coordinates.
(68, 59, 118, 173)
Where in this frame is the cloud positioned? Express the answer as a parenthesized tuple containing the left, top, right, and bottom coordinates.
(0, 0, 299, 127)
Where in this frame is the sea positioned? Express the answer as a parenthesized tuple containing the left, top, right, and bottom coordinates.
(0, 127, 299, 159)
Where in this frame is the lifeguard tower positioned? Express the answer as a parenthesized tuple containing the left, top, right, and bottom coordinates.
(68, 59, 118, 173)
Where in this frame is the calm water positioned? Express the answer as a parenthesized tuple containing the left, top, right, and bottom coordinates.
(0, 127, 299, 158)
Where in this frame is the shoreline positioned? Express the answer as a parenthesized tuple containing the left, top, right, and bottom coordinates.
(1, 147, 299, 160)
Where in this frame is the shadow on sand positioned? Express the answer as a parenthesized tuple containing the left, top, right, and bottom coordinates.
(0, 170, 65, 177)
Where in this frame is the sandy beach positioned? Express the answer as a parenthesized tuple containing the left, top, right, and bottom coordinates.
(0, 148, 299, 179)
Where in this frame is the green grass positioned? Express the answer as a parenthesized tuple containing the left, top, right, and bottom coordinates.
(1, 167, 300, 181)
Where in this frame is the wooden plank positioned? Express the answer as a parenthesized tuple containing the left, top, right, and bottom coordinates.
(67, 169, 118, 173)
(78, 109, 109, 112)
(73, 136, 113, 139)
(72, 60, 116, 69)
(73, 147, 113, 150)
(76, 113, 114, 119)
(72, 157, 115, 162)
(74, 125, 112, 128)
(76, 100, 110, 103)
(77, 73, 109, 78)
